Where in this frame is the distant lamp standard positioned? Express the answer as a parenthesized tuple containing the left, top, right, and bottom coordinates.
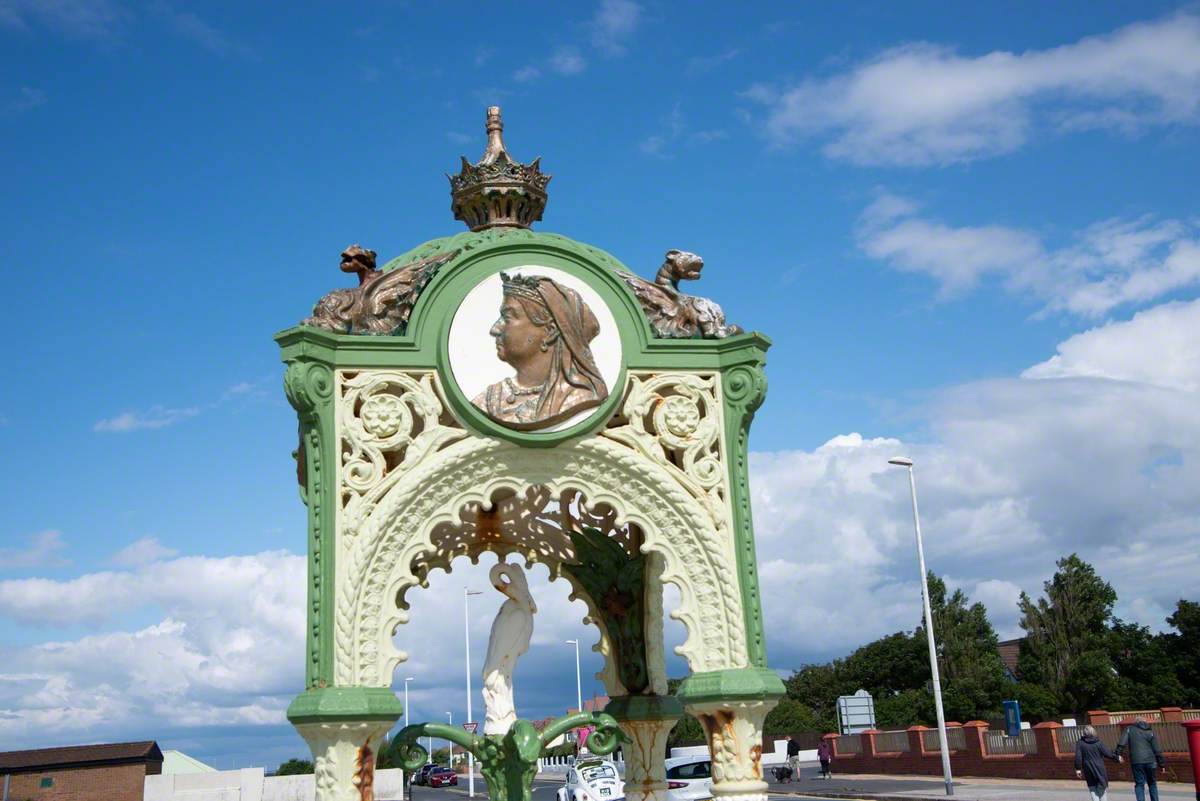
(565, 638, 583, 752)
(464, 587, 483, 798)
(888, 456, 954, 797)
(403, 675, 415, 800)
(446, 711, 454, 768)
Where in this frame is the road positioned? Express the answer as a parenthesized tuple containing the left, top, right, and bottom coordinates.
(402, 775, 831, 801)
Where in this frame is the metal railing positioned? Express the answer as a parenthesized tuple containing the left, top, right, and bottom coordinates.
(1153, 722, 1190, 752)
(984, 729, 1037, 755)
(835, 734, 862, 755)
(873, 731, 910, 753)
(1057, 724, 1121, 752)
(922, 726, 966, 751)
(1109, 710, 1163, 724)
(1183, 709, 1200, 721)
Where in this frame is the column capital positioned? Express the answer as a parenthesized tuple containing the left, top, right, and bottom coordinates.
(675, 667, 785, 706)
(287, 687, 405, 725)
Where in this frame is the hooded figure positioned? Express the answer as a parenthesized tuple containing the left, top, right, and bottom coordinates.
(473, 273, 608, 429)
(1075, 726, 1120, 801)
(1117, 718, 1165, 801)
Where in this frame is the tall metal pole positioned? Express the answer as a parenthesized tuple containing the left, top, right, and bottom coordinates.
(403, 676, 414, 801)
(891, 458, 954, 796)
(446, 711, 453, 768)
(464, 588, 481, 798)
(566, 638, 583, 753)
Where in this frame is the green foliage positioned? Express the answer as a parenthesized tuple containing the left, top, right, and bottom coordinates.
(1018, 554, 1117, 715)
(1105, 619, 1187, 709)
(1010, 681, 1059, 722)
(921, 574, 1009, 720)
(763, 697, 825, 734)
(275, 758, 314, 775)
(1164, 599, 1200, 706)
(666, 713, 706, 749)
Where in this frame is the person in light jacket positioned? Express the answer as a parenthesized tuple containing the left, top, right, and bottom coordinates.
(1076, 726, 1121, 801)
(1116, 717, 1166, 801)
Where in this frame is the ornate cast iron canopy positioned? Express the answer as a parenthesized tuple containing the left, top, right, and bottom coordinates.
(449, 106, 551, 232)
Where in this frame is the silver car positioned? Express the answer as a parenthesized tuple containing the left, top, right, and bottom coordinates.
(557, 759, 625, 801)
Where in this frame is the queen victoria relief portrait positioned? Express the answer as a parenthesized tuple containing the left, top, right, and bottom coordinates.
(448, 267, 621, 433)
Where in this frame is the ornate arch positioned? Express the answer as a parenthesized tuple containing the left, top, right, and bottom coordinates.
(330, 370, 749, 687)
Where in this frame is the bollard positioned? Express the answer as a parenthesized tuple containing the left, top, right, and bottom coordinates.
(1184, 720, 1200, 801)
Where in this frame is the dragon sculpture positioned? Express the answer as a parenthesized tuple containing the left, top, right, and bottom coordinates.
(302, 244, 460, 335)
(619, 249, 742, 338)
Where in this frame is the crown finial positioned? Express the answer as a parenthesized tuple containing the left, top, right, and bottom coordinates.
(449, 107, 551, 231)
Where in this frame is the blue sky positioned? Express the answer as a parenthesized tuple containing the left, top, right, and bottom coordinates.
(2, 0, 1199, 770)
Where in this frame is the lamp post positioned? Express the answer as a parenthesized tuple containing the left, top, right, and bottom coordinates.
(446, 711, 454, 769)
(888, 456, 953, 796)
(565, 638, 583, 753)
(465, 587, 482, 798)
(403, 676, 415, 801)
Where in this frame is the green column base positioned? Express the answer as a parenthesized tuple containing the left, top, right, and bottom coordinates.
(675, 667, 785, 706)
(605, 694, 684, 722)
(286, 686, 405, 725)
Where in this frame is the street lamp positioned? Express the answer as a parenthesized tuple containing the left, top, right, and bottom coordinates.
(565, 638, 583, 754)
(464, 587, 482, 798)
(446, 711, 454, 769)
(564, 639, 583, 712)
(888, 456, 954, 797)
(403, 676, 415, 801)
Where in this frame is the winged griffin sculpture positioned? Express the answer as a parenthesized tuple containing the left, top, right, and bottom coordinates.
(619, 249, 742, 339)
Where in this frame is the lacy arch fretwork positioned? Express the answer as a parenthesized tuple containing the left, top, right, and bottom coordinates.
(331, 371, 748, 687)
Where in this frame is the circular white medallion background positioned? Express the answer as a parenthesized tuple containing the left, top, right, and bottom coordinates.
(448, 266, 622, 432)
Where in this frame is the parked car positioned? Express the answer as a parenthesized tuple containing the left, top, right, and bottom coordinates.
(428, 767, 459, 787)
(557, 758, 624, 801)
(412, 764, 439, 786)
(664, 756, 712, 801)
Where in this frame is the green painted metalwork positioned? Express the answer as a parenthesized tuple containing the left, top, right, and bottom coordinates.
(561, 528, 648, 694)
(719, 358, 771, 668)
(395, 713, 623, 801)
(674, 667, 785, 706)
(283, 359, 337, 689)
(286, 686, 405, 725)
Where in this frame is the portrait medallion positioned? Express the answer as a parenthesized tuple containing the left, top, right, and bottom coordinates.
(448, 267, 622, 432)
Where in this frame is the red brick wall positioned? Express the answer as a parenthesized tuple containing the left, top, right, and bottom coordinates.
(5, 762, 153, 801)
(824, 721, 1194, 783)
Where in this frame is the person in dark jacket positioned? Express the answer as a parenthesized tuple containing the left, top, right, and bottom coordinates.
(1076, 726, 1121, 801)
(785, 736, 801, 782)
(816, 739, 833, 779)
(1116, 718, 1166, 801)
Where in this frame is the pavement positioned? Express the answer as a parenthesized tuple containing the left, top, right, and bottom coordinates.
(398, 766, 1199, 801)
(766, 763, 1199, 800)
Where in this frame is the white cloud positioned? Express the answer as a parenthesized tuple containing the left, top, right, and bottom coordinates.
(588, 0, 641, 55)
(148, 2, 246, 57)
(858, 193, 1200, 316)
(746, 13, 1200, 165)
(94, 405, 200, 432)
(512, 65, 541, 83)
(639, 104, 727, 159)
(0, 530, 69, 570)
(687, 48, 739, 75)
(1024, 298, 1200, 391)
(3, 86, 47, 116)
(549, 47, 586, 76)
(111, 536, 179, 567)
(755, 299, 1200, 664)
(0, 0, 127, 41)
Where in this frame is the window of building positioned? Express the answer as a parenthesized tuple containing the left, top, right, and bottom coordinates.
(40, 777, 55, 788)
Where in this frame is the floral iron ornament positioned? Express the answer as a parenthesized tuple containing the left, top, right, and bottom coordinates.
(394, 712, 624, 801)
(619, 249, 742, 339)
(302, 244, 461, 335)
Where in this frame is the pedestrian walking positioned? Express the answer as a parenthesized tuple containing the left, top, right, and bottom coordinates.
(1116, 717, 1166, 801)
(1075, 725, 1121, 801)
(785, 735, 801, 782)
(816, 738, 833, 780)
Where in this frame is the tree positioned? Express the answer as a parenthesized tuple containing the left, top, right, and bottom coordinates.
(1106, 619, 1187, 709)
(763, 697, 824, 734)
(918, 573, 1009, 721)
(784, 663, 842, 733)
(1163, 599, 1200, 706)
(276, 758, 314, 775)
(1018, 554, 1117, 715)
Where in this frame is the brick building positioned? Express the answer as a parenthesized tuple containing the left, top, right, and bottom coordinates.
(0, 741, 163, 801)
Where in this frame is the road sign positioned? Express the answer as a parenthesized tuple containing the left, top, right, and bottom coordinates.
(463, 722, 478, 733)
